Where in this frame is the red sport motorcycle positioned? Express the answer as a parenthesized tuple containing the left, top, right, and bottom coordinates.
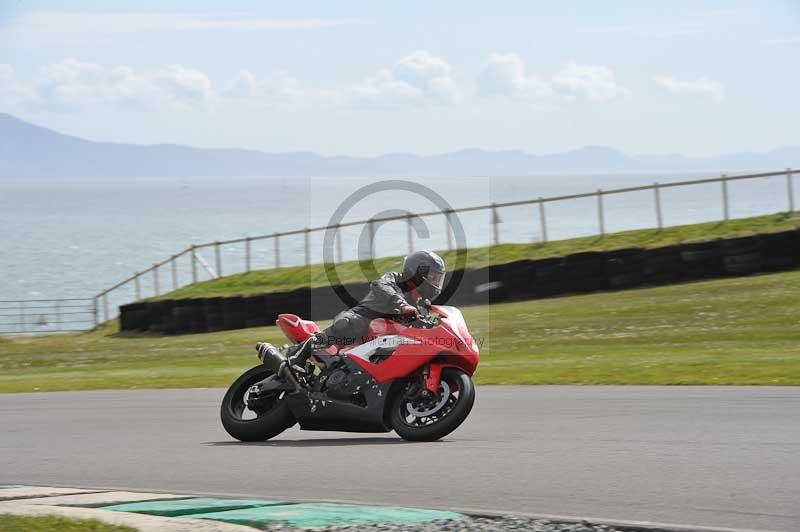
(220, 300, 479, 442)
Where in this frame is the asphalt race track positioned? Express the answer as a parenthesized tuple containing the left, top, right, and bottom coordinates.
(1, 386, 798, 531)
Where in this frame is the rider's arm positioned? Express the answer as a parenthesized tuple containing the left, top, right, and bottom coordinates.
(367, 272, 407, 313)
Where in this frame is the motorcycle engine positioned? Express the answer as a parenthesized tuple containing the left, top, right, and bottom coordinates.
(324, 367, 367, 400)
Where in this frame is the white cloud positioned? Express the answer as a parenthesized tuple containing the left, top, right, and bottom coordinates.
(4, 58, 212, 111)
(654, 75, 724, 101)
(476, 53, 554, 100)
(1, 52, 633, 114)
(3, 53, 462, 113)
(153, 65, 212, 104)
(8, 11, 370, 44)
(4, 53, 633, 115)
(350, 69, 425, 107)
(222, 51, 459, 109)
(553, 60, 631, 102)
(221, 70, 318, 106)
(477, 55, 629, 103)
(223, 71, 259, 99)
(349, 50, 460, 107)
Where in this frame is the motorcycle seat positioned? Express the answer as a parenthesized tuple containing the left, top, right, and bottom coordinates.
(276, 313, 321, 343)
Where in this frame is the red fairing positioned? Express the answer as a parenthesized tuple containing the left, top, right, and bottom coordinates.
(276, 313, 321, 343)
(343, 305, 480, 392)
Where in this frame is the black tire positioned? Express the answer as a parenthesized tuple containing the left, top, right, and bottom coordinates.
(220, 365, 296, 442)
(608, 271, 644, 288)
(604, 248, 645, 275)
(390, 368, 475, 442)
(723, 252, 764, 275)
(761, 230, 799, 271)
(643, 246, 683, 280)
(721, 235, 761, 255)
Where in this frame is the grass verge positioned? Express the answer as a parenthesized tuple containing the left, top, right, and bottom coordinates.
(1, 268, 798, 391)
(157, 212, 800, 300)
(0, 514, 137, 532)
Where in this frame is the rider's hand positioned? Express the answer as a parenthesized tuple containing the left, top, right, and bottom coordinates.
(399, 304, 419, 321)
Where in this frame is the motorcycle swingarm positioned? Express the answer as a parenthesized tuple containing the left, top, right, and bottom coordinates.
(253, 374, 296, 393)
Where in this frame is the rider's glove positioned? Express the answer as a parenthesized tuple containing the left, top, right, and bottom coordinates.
(399, 304, 419, 321)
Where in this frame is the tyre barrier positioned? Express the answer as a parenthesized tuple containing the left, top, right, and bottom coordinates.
(605, 248, 645, 289)
(721, 235, 763, 276)
(532, 257, 568, 297)
(643, 245, 684, 285)
(760, 230, 799, 271)
(119, 229, 800, 334)
(204, 297, 225, 332)
(565, 251, 609, 293)
(493, 260, 538, 301)
(680, 240, 723, 279)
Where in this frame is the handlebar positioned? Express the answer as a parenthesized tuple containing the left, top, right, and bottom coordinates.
(391, 298, 438, 328)
(393, 315, 437, 328)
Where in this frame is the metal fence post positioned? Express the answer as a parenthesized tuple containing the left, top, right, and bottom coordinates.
(274, 234, 281, 269)
(597, 189, 606, 236)
(304, 228, 311, 266)
(170, 257, 178, 290)
(214, 242, 222, 277)
(654, 182, 663, 230)
(406, 214, 414, 254)
(722, 174, 730, 221)
(191, 245, 198, 284)
(444, 210, 453, 250)
(93, 297, 99, 327)
(335, 226, 343, 263)
(787, 168, 795, 213)
(134, 273, 141, 300)
(368, 220, 376, 259)
(153, 265, 160, 296)
(103, 294, 109, 325)
(538, 198, 547, 243)
(245, 237, 252, 272)
(491, 203, 500, 246)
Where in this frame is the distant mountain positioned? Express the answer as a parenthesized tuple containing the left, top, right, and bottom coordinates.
(1, 113, 797, 178)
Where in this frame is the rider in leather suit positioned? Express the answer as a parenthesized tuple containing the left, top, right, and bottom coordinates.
(286, 250, 447, 366)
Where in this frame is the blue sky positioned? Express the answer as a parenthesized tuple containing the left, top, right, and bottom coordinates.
(1, 0, 798, 156)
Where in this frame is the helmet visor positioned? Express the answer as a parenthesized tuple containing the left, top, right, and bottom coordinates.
(426, 270, 445, 291)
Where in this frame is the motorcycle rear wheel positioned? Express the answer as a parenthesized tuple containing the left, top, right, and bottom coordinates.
(220, 365, 296, 442)
(390, 368, 475, 442)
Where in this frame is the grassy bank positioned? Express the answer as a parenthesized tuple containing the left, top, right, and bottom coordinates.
(157, 212, 800, 300)
(2, 268, 798, 392)
(0, 514, 137, 532)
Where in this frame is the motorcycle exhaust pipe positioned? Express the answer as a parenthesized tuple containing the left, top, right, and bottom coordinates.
(256, 342, 303, 392)
(256, 343, 286, 374)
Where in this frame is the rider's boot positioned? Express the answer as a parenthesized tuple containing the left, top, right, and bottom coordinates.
(286, 332, 327, 371)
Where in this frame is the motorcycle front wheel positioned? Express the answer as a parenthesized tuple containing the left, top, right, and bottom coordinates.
(220, 365, 296, 442)
(390, 368, 475, 442)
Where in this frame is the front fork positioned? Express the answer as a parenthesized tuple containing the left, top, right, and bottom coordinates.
(423, 363, 443, 395)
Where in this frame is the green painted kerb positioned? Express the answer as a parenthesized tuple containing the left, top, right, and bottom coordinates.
(184, 502, 464, 527)
(102, 497, 283, 517)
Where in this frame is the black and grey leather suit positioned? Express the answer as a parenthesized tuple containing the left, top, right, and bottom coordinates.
(322, 272, 414, 346)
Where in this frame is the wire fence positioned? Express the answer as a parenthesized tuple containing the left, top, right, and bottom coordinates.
(89, 168, 797, 324)
(1, 168, 796, 333)
(0, 298, 97, 334)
